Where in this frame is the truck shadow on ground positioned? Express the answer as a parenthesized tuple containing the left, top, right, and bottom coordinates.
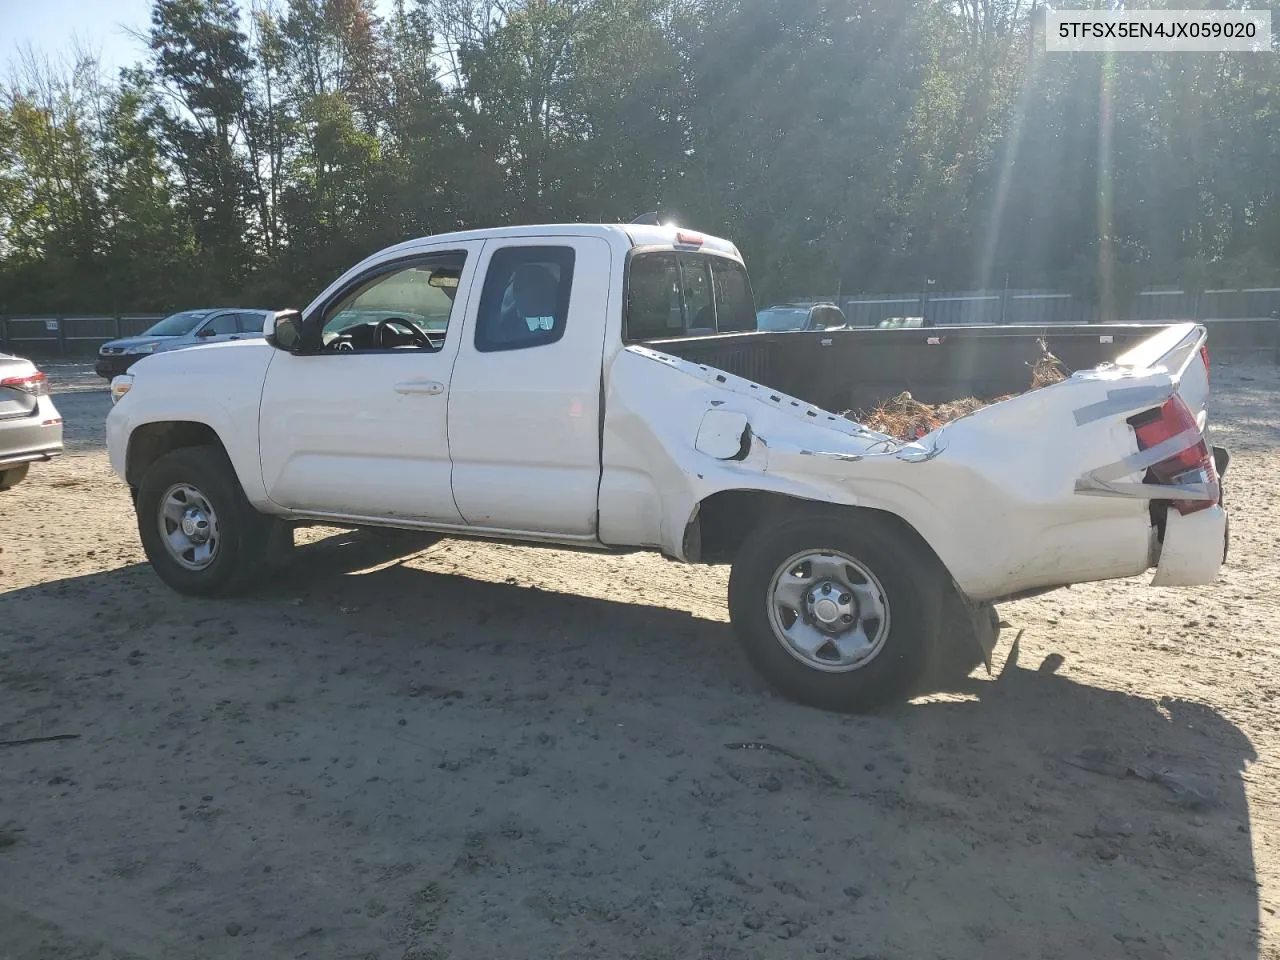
(0, 529, 1261, 959)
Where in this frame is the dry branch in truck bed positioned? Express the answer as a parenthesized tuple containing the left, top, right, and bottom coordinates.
(849, 339, 1068, 440)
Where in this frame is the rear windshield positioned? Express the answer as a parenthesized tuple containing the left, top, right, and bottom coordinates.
(625, 252, 756, 340)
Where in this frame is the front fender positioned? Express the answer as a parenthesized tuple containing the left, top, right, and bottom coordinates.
(104, 343, 275, 507)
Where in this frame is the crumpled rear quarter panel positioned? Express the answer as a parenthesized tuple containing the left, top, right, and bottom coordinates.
(600, 347, 1163, 600)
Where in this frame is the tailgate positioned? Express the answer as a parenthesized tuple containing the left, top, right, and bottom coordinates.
(904, 321, 1228, 595)
(1080, 322, 1227, 585)
(1077, 322, 1223, 506)
(1112, 322, 1231, 482)
(1109, 322, 1211, 438)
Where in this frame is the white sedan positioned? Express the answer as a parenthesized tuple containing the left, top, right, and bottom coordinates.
(0, 353, 64, 491)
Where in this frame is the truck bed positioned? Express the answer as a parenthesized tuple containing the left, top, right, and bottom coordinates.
(643, 322, 1189, 415)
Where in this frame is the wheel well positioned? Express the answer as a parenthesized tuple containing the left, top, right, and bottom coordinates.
(126, 421, 226, 487)
(686, 489, 942, 568)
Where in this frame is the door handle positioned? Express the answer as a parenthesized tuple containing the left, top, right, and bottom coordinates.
(394, 380, 445, 396)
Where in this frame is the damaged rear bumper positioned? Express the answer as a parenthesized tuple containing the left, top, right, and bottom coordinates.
(1150, 444, 1230, 586)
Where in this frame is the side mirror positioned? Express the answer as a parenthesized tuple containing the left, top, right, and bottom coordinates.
(268, 309, 304, 353)
(196, 327, 217, 338)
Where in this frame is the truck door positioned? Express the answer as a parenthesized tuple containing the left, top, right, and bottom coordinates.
(258, 242, 483, 522)
(447, 236, 612, 537)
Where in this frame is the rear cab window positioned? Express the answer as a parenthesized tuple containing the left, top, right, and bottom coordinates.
(624, 251, 756, 341)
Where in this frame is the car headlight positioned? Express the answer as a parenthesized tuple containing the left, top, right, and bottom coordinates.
(109, 374, 134, 405)
(125, 343, 159, 355)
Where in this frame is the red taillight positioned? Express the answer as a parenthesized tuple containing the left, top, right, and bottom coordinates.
(0, 371, 49, 397)
(676, 231, 704, 247)
(1128, 394, 1218, 515)
(1200, 344, 1210, 387)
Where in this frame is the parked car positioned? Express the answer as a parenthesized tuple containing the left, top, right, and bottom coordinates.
(95, 308, 274, 380)
(0, 352, 63, 491)
(103, 223, 1229, 713)
(756, 301, 848, 332)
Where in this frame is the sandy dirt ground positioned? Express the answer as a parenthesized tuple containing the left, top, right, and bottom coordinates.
(1, 352, 1278, 960)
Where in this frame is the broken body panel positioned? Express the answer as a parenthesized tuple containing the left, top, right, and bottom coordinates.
(600, 322, 1225, 601)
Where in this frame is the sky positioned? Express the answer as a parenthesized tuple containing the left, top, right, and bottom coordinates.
(0, 0, 396, 78)
(1, 0, 155, 75)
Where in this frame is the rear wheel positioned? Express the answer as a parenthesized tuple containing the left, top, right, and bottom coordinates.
(727, 513, 945, 712)
(0, 463, 30, 491)
(135, 445, 280, 597)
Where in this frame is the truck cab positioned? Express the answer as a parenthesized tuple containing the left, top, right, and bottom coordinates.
(252, 224, 751, 537)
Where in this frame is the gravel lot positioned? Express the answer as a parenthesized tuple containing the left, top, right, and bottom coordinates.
(2, 354, 1278, 960)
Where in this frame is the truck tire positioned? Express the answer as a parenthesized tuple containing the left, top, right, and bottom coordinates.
(135, 444, 278, 597)
(727, 513, 945, 712)
(0, 463, 29, 491)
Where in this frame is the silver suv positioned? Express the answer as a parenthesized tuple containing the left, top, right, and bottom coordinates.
(95, 308, 273, 380)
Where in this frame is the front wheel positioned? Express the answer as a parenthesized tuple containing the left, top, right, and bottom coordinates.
(727, 514, 945, 712)
(135, 444, 280, 597)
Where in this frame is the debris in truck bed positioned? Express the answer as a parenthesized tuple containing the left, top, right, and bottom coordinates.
(850, 391, 1017, 440)
(1031, 338, 1069, 388)
(850, 339, 1068, 440)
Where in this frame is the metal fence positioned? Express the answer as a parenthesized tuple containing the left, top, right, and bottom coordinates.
(817, 285, 1280, 328)
(0, 314, 166, 358)
(5, 284, 1280, 359)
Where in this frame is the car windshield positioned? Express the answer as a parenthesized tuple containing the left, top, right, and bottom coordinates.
(756, 307, 811, 332)
(142, 310, 212, 337)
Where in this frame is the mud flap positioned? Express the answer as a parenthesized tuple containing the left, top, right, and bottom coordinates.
(1213, 445, 1231, 478)
(969, 599, 1001, 673)
(1213, 445, 1230, 564)
(939, 588, 1001, 679)
(263, 518, 296, 572)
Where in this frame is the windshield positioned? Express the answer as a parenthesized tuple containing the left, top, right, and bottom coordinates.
(756, 307, 810, 332)
(143, 310, 212, 337)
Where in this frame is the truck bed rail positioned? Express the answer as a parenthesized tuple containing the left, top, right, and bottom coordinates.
(641, 321, 1241, 413)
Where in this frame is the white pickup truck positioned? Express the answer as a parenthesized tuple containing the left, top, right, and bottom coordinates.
(105, 223, 1229, 711)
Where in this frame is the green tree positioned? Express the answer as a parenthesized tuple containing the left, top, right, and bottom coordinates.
(3, 0, 1280, 315)
(148, 0, 259, 290)
(97, 69, 202, 309)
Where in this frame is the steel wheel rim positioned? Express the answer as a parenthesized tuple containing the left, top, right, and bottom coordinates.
(766, 549, 891, 674)
(157, 483, 220, 571)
